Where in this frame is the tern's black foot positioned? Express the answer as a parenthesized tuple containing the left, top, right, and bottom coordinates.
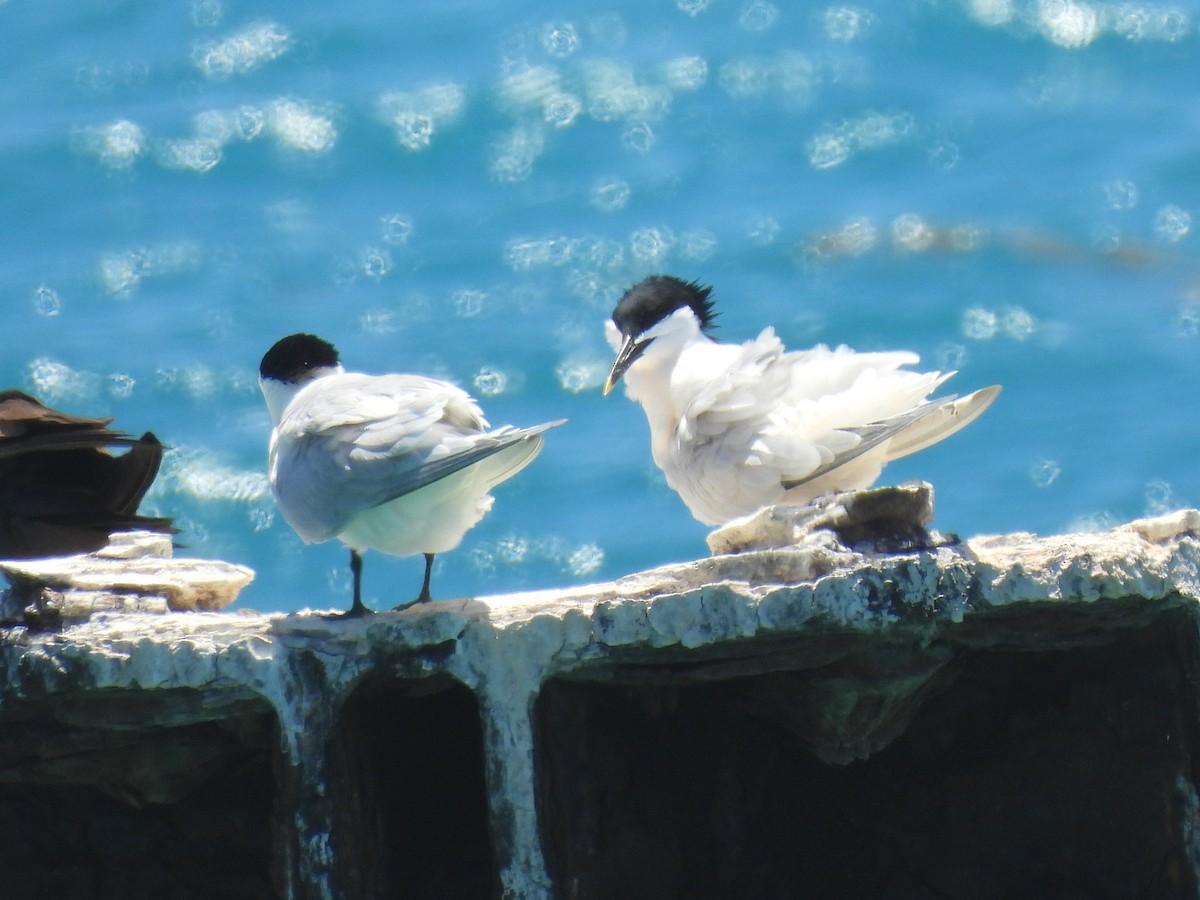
(322, 549, 374, 619)
(392, 590, 432, 612)
(393, 552, 436, 611)
(321, 599, 375, 620)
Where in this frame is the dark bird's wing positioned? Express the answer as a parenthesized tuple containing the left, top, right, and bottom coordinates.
(103, 432, 166, 516)
(0, 389, 114, 435)
(0, 394, 176, 558)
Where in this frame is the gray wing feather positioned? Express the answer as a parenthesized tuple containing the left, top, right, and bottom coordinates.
(779, 397, 958, 491)
(779, 385, 999, 491)
(272, 377, 564, 542)
(365, 418, 566, 510)
(883, 385, 1000, 460)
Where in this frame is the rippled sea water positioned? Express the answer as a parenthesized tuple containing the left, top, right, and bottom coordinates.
(3, 0, 1198, 611)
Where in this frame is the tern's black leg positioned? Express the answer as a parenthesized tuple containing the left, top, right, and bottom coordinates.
(324, 549, 374, 619)
(394, 552, 435, 610)
(417, 552, 435, 603)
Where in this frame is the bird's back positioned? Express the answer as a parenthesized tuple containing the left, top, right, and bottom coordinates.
(269, 371, 560, 546)
(661, 331, 965, 524)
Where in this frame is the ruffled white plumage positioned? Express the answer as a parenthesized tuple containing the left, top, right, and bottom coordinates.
(606, 311, 998, 526)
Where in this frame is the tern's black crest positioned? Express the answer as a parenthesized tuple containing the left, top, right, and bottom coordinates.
(612, 275, 718, 338)
(260, 333, 341, 382)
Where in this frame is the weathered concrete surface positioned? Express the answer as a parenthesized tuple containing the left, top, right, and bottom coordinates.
(0, 492, 1199, 898)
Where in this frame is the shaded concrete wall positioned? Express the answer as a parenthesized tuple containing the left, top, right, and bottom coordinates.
(1, 509, 1199, 898)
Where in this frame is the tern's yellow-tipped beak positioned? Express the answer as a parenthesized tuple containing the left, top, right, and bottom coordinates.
(603, 333, 648, 396)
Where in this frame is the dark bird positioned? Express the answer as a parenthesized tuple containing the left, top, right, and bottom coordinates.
(0, 390, 175, 558)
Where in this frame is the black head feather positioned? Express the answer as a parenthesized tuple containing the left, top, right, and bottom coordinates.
(612, 275, 718, 338)
(260, 333, 341, 383)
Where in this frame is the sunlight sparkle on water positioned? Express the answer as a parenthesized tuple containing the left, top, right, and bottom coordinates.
(540, 22, 581, 58)
(378, 84, 467, 151)
(77, 119, 146, 170)
(589, 179, 631, 213)
(193, 21, 291, 79)
(555, 355, 608, 394)
(470, 534, 605, 580)
(962, 308, 1000, 341)
(268, 100, 337, 153)
(159, 447, 271, 503)
(490, 124, 546, 183)
(1030, 459, 1062, 488)
(675, 0, 713, 16)
(107, 373, 136, 399)
(662, 56, 708, 91)
(32, 286, 61, 317)
(27, 358, 99, 402)
(823, 6, 874, 41)
(890, 214, 937, 253)
(737, 0, 779, 32)
(472, 367, 509, 397)
(1154, 205, 1192, 243)
(808, 218, 880, 259)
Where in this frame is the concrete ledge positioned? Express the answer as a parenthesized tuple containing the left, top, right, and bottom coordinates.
(1, 499, 1199, 898)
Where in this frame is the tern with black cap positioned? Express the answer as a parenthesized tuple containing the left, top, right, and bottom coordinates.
(604, 275, 1000, 526)
(260, 333, 564, 617)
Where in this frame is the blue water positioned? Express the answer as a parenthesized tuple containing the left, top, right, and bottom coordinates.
(2, 0, 1197, 612)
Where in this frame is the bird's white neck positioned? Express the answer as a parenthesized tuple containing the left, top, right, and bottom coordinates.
(622, 321, 729, 460)
(259, 364, 343, 424)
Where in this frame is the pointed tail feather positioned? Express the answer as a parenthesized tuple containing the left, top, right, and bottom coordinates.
(0, 506, 178, 560)
(780, 387, 999, 492)
(884, 385, 1001, 461)
(779, 404, 936, 491)
(109, 432, 166, 516)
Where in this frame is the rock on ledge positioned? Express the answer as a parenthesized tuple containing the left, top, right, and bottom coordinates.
(0, 530, 255, 626)
(0, 492, 1198, 899)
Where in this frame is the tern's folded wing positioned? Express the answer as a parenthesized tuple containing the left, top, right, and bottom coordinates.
(287, 373, 487, 443)
(673, 337, 960, 500)
(271, 408, 564, 543)
(364, 419, 566, 508)
(776, 388, 998, 491)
